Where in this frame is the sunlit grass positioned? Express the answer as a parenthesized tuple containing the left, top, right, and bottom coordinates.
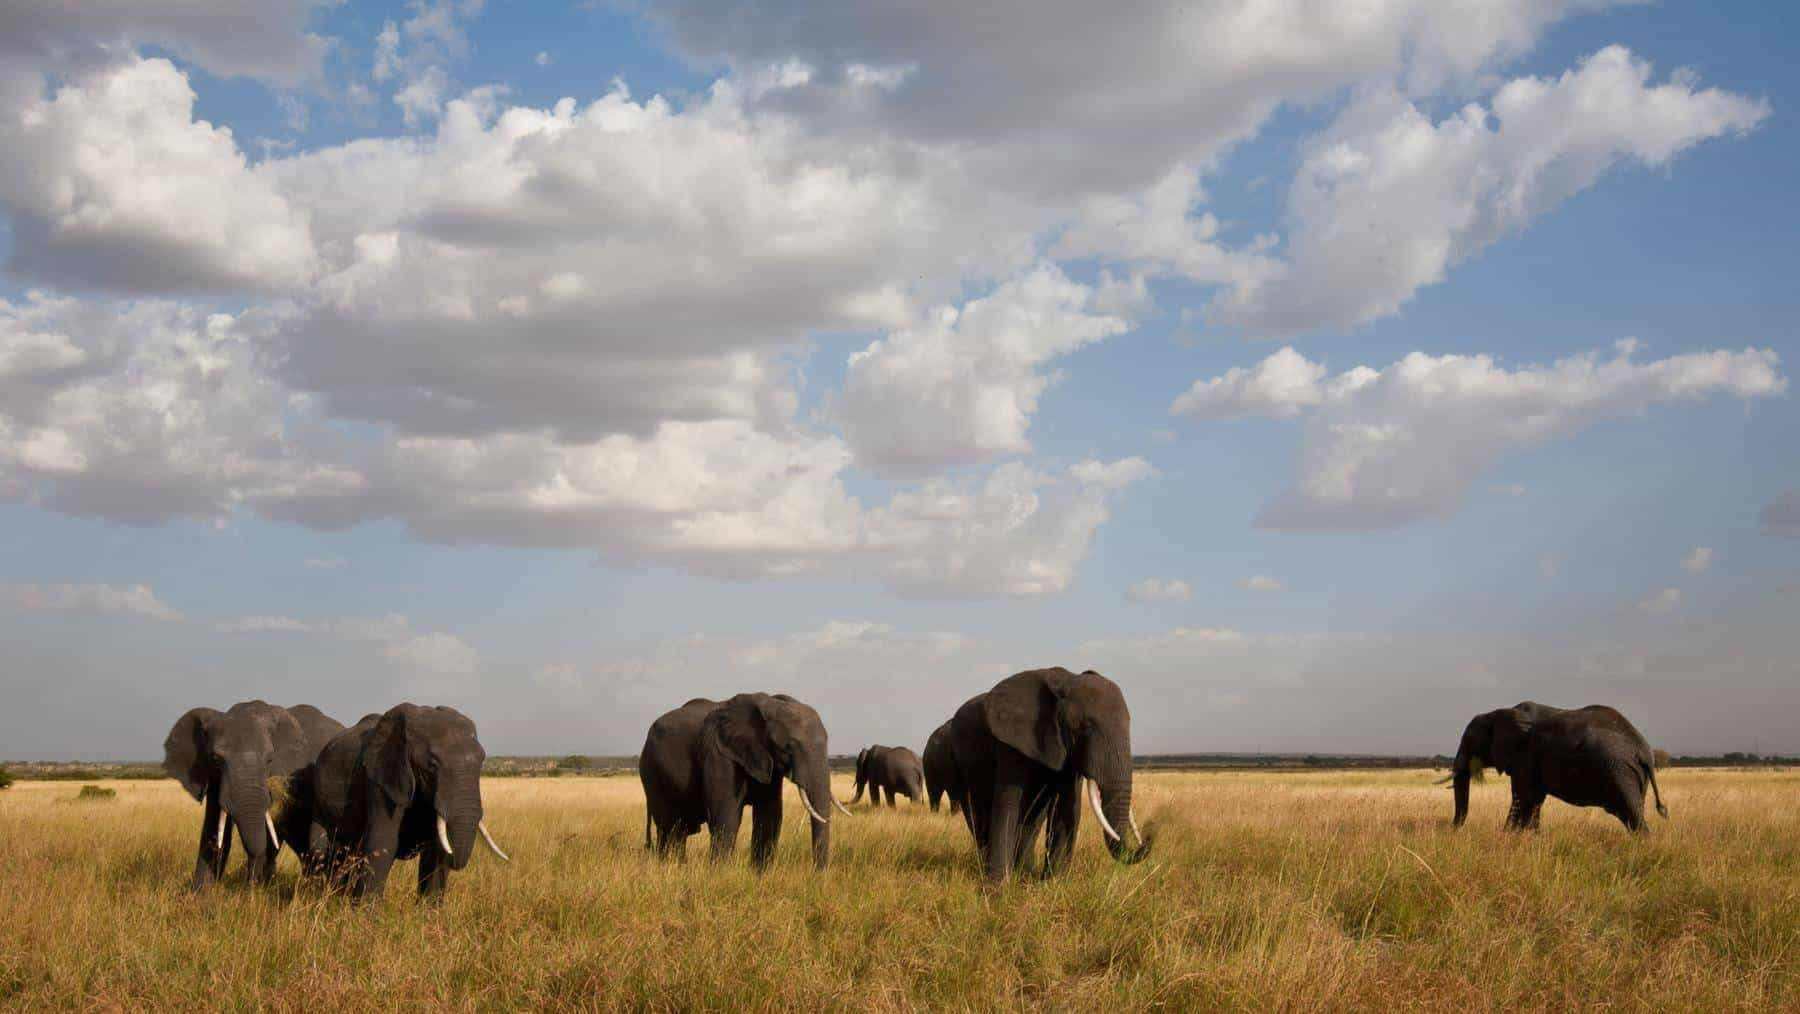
(0, 769, 1793, 1009)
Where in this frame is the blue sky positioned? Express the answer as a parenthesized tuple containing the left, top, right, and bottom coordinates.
(0, 0, 1794, 760)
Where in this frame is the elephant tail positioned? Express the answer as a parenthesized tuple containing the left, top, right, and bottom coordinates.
(1646, 761, 1668, 819)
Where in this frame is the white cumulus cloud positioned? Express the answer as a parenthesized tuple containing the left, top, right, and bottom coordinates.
(1174, 341, 1785, 529)
(1128, 578, 1193, 603)
(3, 582, 182, 622)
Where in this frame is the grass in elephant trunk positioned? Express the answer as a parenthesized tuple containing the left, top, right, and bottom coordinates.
(0, 769, 1796, 1009)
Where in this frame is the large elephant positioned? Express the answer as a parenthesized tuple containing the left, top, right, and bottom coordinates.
(639, 693, 847, 870)
(922, 721, 960, 814)
(162, 701, 344, 889)
(1449, 701, 1668, 832)
(311, 703, 509, 901)
(949, 668, 1151, 883)
(852, 744, 924, 807)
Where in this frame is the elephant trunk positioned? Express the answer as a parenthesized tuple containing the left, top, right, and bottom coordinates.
(224, 768, 272, 859)
(1451, 742, 1478, 827)
(438, 769, 482, 871)
(802, 765, 833, 870)
(1094, 751, 1149, 864)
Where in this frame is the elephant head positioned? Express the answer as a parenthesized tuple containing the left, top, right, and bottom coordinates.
(163, 701, 310, 862)
(1450, 705, 1534, 826)
(984, 668, 1151, 862)
(365, 703, 506, 871)
(705, 693, 841, 869)
(851, 747, 871, 803)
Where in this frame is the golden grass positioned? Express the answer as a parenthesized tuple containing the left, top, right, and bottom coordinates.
(0, 769, 1794, 1011)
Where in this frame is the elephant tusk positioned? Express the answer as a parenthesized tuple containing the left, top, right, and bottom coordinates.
(1087, 779, 1122, 842)
(831, 796, 853, 817)
(477, 820, 510, 862)
(794, 786, 828, 825)
(217, 805, 229, 852)
(436, 815, 454, 856)
(265, 812, 281, 854)
(1128, 807, 1143, 846)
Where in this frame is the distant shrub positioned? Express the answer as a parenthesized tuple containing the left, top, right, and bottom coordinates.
(0, 766, 13, 790)
(1653, 749, 1671, 769)
(557, 754, 593, 772)
(76, 785, 116, 801)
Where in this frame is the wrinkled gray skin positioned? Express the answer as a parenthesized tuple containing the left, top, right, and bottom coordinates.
(639, 693, 835, 871)
(1451, 701, 1668, 832)
(163, 701, 344, 890)
(311, 703, 495, 901)
(852, 744, 923, 807)
(950, 668, 1151, 883)
(922, 721, 961, 814)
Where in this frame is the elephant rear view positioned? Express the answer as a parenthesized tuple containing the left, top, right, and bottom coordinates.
(922, 721, 960, 814)
(163, 701, 345, 890)
(852, 744, 924, 807)
(1449, 701, 1667, 832)
(311, 703, 510, 901)
(639, 692, 846, 870)
(950, 668, 1151, 883)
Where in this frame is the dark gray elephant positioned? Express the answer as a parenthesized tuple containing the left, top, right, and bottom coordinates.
(949, 668, 1151, 883)
(852, 744, 923, 807)
(639, 693, 846, 871)
(311, 703, 509, 901)
(1448, 701, 1668, 832)
(162, 701, 344, 889)
(922, 721, 960, 814)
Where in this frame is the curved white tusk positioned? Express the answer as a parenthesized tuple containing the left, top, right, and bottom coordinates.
(831, 796, 853, 817)
(794, 786, 828, 824)
(1128, 807, 1143, 846)
(477, 820, 510, 862)
(1087, 779, 1122, 842)
(436, 814, 454, 856)
(217, 805, 229, 852)
(265, 812, 281, 854)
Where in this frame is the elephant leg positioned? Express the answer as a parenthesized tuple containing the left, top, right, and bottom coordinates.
(748, 787, 783, 871)
(191, 790, 229, 890)
(249, 847, 277, 885)
(355, 802, 402, 902)
(1042, 775, 1082, 877)
(984, 751, 1034, 883)
(1506, 779, 1544, 831)
(708, 805, 744, 862)
(417, 846, 449, 900)
(929, 788, 942, 812)
(1015, 780, 1055, 875)
(886, 783, 897, 808)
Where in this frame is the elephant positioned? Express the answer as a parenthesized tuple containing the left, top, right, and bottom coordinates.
(639, 693, 847, 871)
(1448, 701, 1669, 832)
(922, 721, 961, 814)
(949, 668, 1151, 883)
(310, 703, 509, 901)
(162, 700, 345, 890)
(852, 744, 924, 807)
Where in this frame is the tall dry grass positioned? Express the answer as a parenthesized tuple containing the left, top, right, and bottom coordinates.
(0, 769, 1794, 1011)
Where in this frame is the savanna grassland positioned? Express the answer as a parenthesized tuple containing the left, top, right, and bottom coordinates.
(0, 769, 1794, 1011)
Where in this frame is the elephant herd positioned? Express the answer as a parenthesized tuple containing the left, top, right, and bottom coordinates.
(162, 701, 508, 900)
(162, 672, 1668, 902)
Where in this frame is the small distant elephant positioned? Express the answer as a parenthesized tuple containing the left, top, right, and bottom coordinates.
(639, 693, 846, 870)
(923, 721, 960, 814)
(1449, 701, 1668, 832)
(162, 701, 345, 889)
(311, 703, 509, 901)
(950, 668, 1151, 883)
(852, 744, 923, 807)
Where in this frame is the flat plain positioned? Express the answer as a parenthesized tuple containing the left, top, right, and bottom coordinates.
(0, 768, 1794, 1011)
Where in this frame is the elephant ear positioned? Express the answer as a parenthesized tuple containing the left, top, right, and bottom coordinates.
(1488, 708, 1534, 774)
(162, 707, 223, 801)
(712, 696, 775, 783)
(983, 668, 1073, 770)
(363, 706, 416, 808)
(268, 709, 313, 777)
